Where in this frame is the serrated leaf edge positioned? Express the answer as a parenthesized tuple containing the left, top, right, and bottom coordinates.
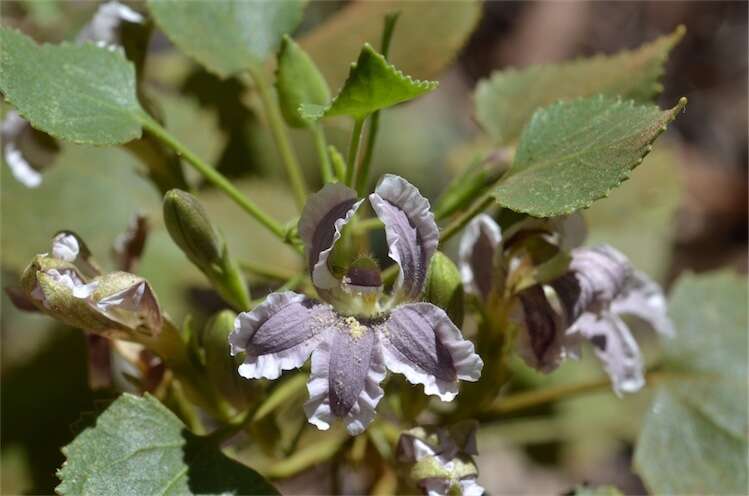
(299, 43, 439, 121)
(493, 95, 687, 217)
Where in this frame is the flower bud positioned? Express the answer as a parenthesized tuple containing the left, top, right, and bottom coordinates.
(163, 189, 250, 310)
(21, 256, 162, 339)
(201, 310, 253, 410)
(397, 421, 483, 496)
(276, 35, 331, 128)
(163, 189, 222, 270)
(424, 251, 464, 327)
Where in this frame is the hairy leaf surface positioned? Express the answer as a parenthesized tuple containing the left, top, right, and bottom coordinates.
(0, 27, 144, 144)
(493, 96, 686, 217)
(57, 394, 277, 495)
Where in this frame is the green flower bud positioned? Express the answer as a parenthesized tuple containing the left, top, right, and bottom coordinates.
(163, 189, 250, 310)
(424, 251, 464, 327)
(201, 310, 253, 410)
(275, 35, 331, 128)
(163, 189, 222, 270)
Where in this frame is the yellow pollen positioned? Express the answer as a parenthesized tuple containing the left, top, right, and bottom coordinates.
(344, 316, 367, 338)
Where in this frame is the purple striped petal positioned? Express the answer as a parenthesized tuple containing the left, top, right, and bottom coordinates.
(230, 292, 336, 380)
(298, 183, 363, 292)
(612, 270, 675, 337)
(459, 214, 502, 300)
(573, 312, 645, 395)
(369, 175, 439, 301)
(381, 303, 483, 401)
(305, 324, 386, 435)
(515, 284, 570, 373)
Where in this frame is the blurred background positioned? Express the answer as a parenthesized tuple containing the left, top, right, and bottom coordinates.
(1, 1, 746, 494)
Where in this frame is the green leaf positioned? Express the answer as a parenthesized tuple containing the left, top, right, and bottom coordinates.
(634, 271, 748, 495)
(492, 96, 686, 217)
(475, 27, 684, 145)
(572, 485, 623, 496)
(57, 393, 277, 495)
(300, 0, 481, 90)
(299, 44, 438, 121)
(0, 27, 144, 145)
(147, 0, 305, 78)
(275, 35, 331, 128)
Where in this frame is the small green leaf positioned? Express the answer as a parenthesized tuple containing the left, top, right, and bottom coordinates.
(148, 0, 305, 78)
(57, 393, 277, 495)
(275, 35, 331, 128)
(300, 0, 481, 90)
(634, 271, 748, 494)
(0, 27, 144, 145)
(475, 27, 684, 144)
(493, 96, 686, 217)
(299, 44, 438, 121)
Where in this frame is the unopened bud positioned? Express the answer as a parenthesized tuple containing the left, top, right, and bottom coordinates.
(276, 35, 331, 128)
(163, 190, 251, 310)
(201, 310, 253, 410)
(163, 189, 222, 270)
(425, 251, 464, 327)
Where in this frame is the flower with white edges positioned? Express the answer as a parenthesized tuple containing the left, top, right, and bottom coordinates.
(230, 175, 483, 435)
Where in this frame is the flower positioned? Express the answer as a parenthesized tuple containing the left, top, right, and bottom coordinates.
(21, 232, 162, 339)
(397, 421, 484, 496)
(230, 175, 483, 435)
(459, 215, 673, 395)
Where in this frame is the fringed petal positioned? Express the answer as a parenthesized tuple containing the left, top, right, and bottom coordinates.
(612, 270, 675, 337)
(370, 174, 439, 301)
(298, 183, 363, 292)
(574, 312, 645, 396)
(230, 292, 336, 380)
(304, 326, 386, 435)
(458, 214, 501, 300)
(381, 303, 483, 401)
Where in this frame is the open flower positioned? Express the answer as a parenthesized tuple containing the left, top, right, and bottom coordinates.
(397, 421, 484, 496)
(459, 215, 673, 395)
(230, 175, 483, 435)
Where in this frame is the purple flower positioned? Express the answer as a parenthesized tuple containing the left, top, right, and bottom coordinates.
(230, 175, 483, 435)
(459, 215, 673, 395)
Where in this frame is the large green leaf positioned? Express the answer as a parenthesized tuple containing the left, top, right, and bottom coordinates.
(475, 27, 684, 145)
(492, 96, 686, 217)
(634, 271, 748, 494)
(300, 0, 481, 90)
(300, 43, 438, 121)
(0, 27, 144, 145)
(147, 0, 305, 78)
(57, 393, 277, 495)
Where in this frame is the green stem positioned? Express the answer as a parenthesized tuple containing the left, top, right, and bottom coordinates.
(246, 66, 307, 210)
(240, 260, 297, 281)
(352, 217, 383, 234)
(356, 12, 400, 196)
(137, 319, 234, 422)
(482, 370, 673, 417)
(312, 124, 334, 183)
(439, 193, 495, 244)
(346, 118, 366, 187)
(140, 116, 287, 241)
